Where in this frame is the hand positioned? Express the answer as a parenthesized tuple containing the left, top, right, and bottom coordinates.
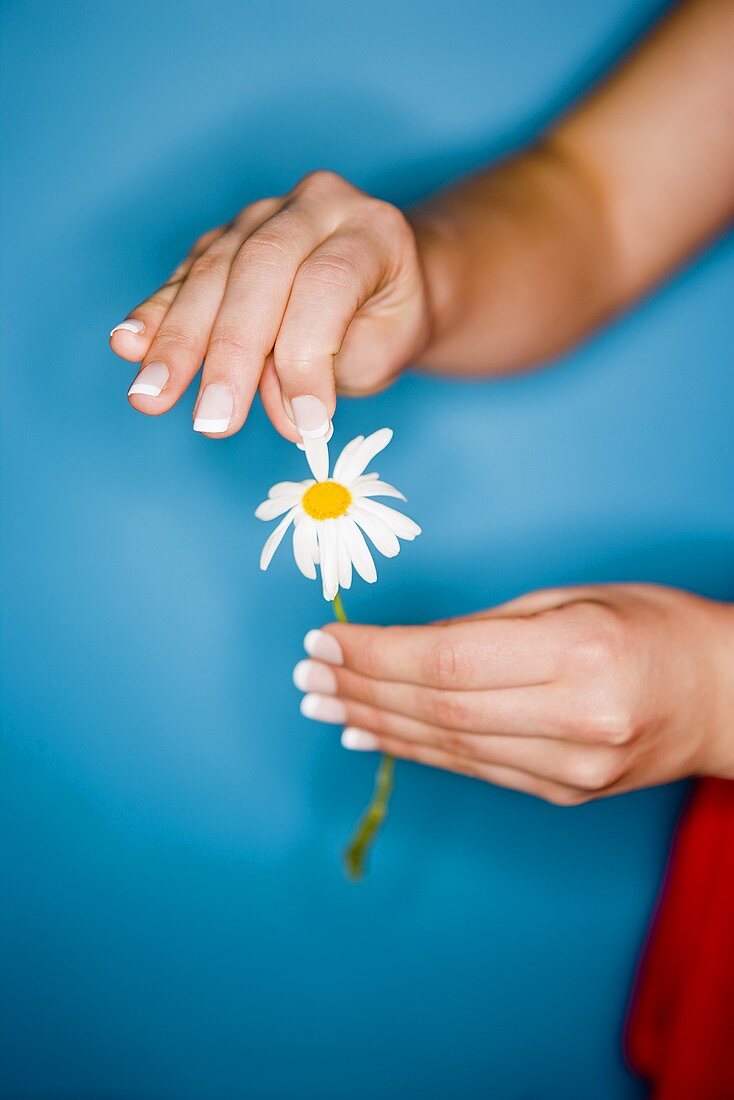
(110, 171, 430, 440)
(294, 584, 734, 805)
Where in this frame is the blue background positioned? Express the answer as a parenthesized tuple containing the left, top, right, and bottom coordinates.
(2, 1, 733, 1097)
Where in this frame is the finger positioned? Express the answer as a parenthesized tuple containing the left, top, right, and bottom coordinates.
(342, 729, 585, 806)
(303, 662, 563, 736)
(259, 353, 298, 440)
(128, 201, 281, 417)
(193, 194, 346, 439)
(110, 225, 226, 362)
(317, 616, 567, 689)
(299, 690, 623, 792)
(272, 225, 386, 428)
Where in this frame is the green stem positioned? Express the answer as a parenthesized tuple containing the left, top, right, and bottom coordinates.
(331, 592, 395, 882)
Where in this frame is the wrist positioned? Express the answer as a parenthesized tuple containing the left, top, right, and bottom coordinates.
(407, 204, 467, 366)
(703, 602, 734, 778)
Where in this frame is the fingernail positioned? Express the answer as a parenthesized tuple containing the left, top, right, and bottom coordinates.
(341, 728, 379, 752)
(193, 384, 233, 433)
(300, 693, 346, 724)
(303, 629, 343, 665)
(293, 659, 337, 694)
(291, 395, 331, 439)
(296, 422, 333, 450)
(110, 319, 145, 337)
(128, 362, 168, 397)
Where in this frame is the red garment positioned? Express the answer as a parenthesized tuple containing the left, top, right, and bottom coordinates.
(626, 778, 734, 1099)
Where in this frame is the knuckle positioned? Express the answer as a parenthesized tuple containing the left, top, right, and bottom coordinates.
(357, 675, 381, 709)
(297, 168, 348, 194)
(208, 325, 249, 356)
(571, 605, 624, 672)
(152, 322, 199, 353)
(426, 689, 469, 730)
(188, 249, 227, 280)
(145, 293, 176, 311)
(567, 752, 619, 792)
(368, 198, 412, 238)
(559, 704, 635, 746)
(549, 787, 589, 808)
(235, 197, 279, 225)
(300, 252, 360, 291)
(234, 232, 295, 272)
(191, 226, 221, 253)
(418, 638, 459, 686)
(598, 710, 636, 746)
(360, 635, 385, 679)
(438, 729, 471, 758)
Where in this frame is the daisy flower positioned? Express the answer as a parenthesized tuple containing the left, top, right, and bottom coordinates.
(255, 428, 421, 600)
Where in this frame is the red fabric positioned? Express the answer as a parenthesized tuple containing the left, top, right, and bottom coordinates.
(625, 778, 734, 1099)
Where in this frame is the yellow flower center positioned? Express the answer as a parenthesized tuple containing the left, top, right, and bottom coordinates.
(301, 480, 352, 520)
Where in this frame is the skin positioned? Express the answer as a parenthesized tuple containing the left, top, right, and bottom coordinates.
(112, 0, 734, 800)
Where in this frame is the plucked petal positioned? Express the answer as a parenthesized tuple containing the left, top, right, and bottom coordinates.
(356, 497, 421, 540)
(339, 428, 393, 483)
(339, 517, 377, 583)
(336, 527, 353, 589)
(351, 479, 406, 502)
(317, 519, 339, 600)
(255, 495, 299, 521)
(260, 507, 297, 570)
(302, 436, 329, 482)
(332, 435, 364, 482)
(350, 504, 400, 558)
(292, 517, 317, 580)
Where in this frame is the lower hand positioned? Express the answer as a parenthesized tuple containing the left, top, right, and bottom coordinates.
(110, 171, 430, 441)
(294, 584, 734, 805)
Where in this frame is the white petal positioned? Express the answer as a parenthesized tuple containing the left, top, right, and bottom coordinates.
(292, 517, 317, 580)
(351, 479, 406, 502)
(317, 519, 339, 600)
(353, 472, 380, 484)
(260, 507, 297, 570)
(336, 526, 353, 589)
(339, 516, 377, 583)
(356, 497, 421, 540)
(268, 480, 313, 498)
(303, 435, 329, 481)
(333, 435, 364, 481)
(350, 504, 400, 558)
(255, 495, 299, 521)
(339, 428, 393, 483)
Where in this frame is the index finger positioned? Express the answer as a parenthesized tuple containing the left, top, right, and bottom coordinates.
(310, 617, 563, 690)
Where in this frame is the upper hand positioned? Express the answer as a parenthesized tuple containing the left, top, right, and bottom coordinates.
(110, 171, 430, 440)
(295, 584, 734, 805)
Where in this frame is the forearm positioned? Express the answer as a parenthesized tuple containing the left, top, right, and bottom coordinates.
(409, 145, 619, 375)
(410, 0, 734, 377)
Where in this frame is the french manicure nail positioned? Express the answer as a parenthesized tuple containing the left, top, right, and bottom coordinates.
(110, 319, 145, 337)
(300, 693, 346, 724)
(128, 362, 168, 397)
(291, 395, 331, 439)
(341, 728, 379, 751)
(193, 383, 233, 434)
(303, 629, 343, 665)
(293, 659, 337, 694)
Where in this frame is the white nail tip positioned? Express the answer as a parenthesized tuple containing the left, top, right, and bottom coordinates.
(128, 382, 163, 397)
(110, 320, 145, 336)
(193, 417, 230, 433)
(296, 422, 333, 451)
(303, 629, 343, 665)
(341, 728, 379, 751)
(292, 660, 310, 691)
